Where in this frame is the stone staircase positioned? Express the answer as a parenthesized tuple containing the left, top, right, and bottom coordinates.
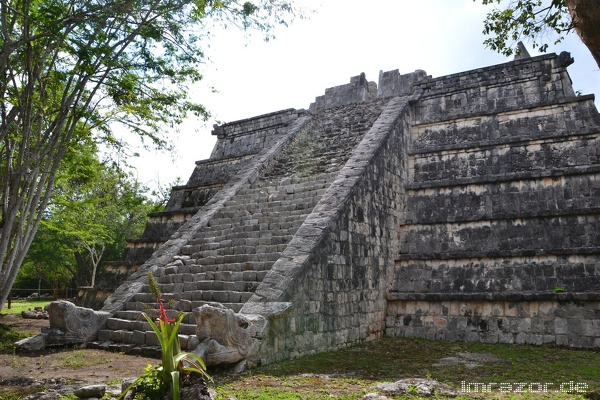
(91, 97, 387, 355)
(93, 171, 337, 354)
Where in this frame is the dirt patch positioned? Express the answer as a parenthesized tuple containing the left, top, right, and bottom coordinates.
(0, 313, 158, 397)
(1, 311, 49, 336)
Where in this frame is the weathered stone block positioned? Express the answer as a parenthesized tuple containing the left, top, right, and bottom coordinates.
(498, 332, 515, 344)
(131, 330, 146, 345)
(556, 334, 569, 346)
(106, 318, 130, 331)
(145, 331, 159, 346)
(97, 329, 112, 341)
(555, 318, 568, 335)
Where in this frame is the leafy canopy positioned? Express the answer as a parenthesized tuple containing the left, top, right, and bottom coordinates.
(17, 137, 165, 290)
(479, 0, 571, 55)
(0, 0, 300, 309)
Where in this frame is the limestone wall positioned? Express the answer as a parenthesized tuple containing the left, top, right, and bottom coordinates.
(210, 109, 303, 160)
(386, 296, 600, 347)
(387, 53, 600, 347)
(412, 52, 576, 121)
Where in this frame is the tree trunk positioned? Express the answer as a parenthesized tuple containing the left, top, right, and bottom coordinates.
(567, 0, 600, 69)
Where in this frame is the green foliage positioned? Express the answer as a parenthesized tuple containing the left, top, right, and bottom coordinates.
(0, 0, 301, 309)
(15, 138, 163, 289)
(0, 300, 51, 315)
(14, 221, 74, 292)
(147, 271, 162, 299)
(119, 272, 210, 400)
(131, 364, 169, 400)
(0, 323, 27, 353)
(479, 0, 571, 55)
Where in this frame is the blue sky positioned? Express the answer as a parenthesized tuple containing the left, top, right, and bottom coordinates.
(130, 0, 600, 188)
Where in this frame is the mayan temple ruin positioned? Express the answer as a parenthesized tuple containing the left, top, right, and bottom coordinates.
(24, 49, 600, 368)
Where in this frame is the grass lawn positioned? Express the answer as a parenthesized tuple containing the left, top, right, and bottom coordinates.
(1, 310, 599, 399)
(213, 337, 600, 399)
(1, 299, 51, 315)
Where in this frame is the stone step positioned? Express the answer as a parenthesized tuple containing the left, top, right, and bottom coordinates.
(106, 316, 197, 335)
(236, 184, 325, 196)
(185, 245, 284, 260)
(229, 181, 330, 195)
(220, 201, 316, 212)
(96, 328, 198, 350)
(229, 186, 327, 199)
(190, 241, 287, 254)
(187, 270, 267, 282)
(206, 210, 313, 228)
(113, 310, 156, 321)
(189, 261, 273, 273)
(132, 288, 255, 308)
(260, 171, 338, 184)
(191, 252, 280, 265)
(123, 300, 195, 314)
(122, 300, 244, 314)
(161, 274, 266, 288)
(224, 190, 327, 206)
(157, 264, 270, 283)
(187, 243, 281, 258)
(190, 224, 295, 239)
(85, 339, 160, 357)
(154, 279, 262, 294)
(155, 275, 194, 286)
(189, 232, 294, 245)
(106, 316, 149, 332)
(132, 292, 178, 303)
(176, 290, 255, 303)
(203, 213, 314, 232)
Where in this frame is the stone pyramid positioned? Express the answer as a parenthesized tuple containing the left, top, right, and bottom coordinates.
(40, 51, 600, 366)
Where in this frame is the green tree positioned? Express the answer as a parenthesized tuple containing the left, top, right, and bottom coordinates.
(0, 0, 299, 310)
(14, 222, 73, 297)
(18, 139, 165, 294)
(479, 0, 600, 68)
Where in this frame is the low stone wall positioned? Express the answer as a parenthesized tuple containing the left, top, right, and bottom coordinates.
(309, 73, 377, 113)
(386, 295, 600, 347)
(210, 109, 303, 159)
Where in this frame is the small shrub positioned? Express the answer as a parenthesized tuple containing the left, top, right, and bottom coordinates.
(119, 272, 211, 400)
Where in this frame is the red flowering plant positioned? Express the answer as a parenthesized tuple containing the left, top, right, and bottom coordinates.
(119, 272, 210, 400)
